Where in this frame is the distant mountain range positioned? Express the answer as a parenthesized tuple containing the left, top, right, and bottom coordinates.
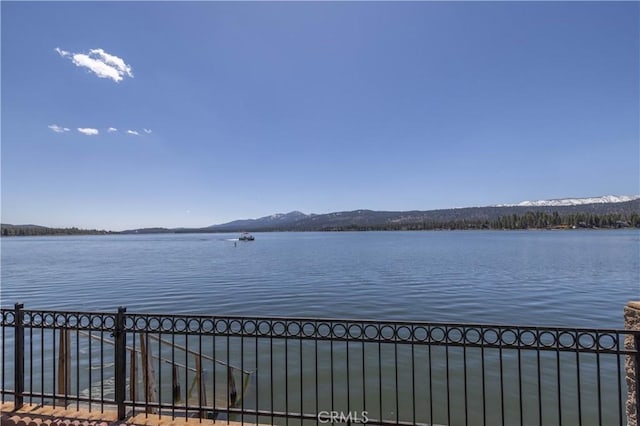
(3, 195, 639, 236)
(194, 195, 639, 233)
(496, 195, 639, 207)
(206, 210, 310, 232)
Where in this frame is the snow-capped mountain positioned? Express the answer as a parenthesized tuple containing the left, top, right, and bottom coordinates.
(207, 211, 310, 230)
(497, 195, 640, 207)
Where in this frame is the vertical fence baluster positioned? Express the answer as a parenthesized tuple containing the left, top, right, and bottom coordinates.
(345, 325, 352, 422)
(2, 309, 6, 405)
(2, 309, 5, 405)
(158, 331, 163, 420)
(536, 329, 542, 426)
(463, 330, 468, 426)
(616, 331, 622, 426)
(14, 303, 24, 409)
(241, 327, 245, 425)
(379, 331, 383, 424)
(256, 319, 260, 425)
(223, 331, 227, 422)
(285, 332, 289, 426)
(596, 330, 603, 425)
(299, 325, 302, 426)
(557, 329, 562, 426)
(500, 328, 505, 426)
(75, 326, 79, 411)
(57, 328, 71, 408)
(361, 331, 366, 422)
(40, 316, 44, 408)
(314, 321, 319, 426)
(29, 318, 33, 406)
(428, 331, 433, 426)
(411, 331, 416, 426)
(575, 329, 582, 426)
(172, 325, 177, 419)
(518, 328, 523, 426)
(100, 320, 104, 413)
(481, 326, 486, 426)
(445, 328, 451, 425)
(395, 335, 399, 425)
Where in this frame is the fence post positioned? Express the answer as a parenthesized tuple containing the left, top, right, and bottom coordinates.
(625, 301, 640, 426)
(114, 306, 127, 420)
(636, 335, 640, 426)
(14, 303, 24, 409)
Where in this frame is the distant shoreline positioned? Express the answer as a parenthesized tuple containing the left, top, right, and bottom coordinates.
(3, 199, 638, 236)
(1, 226, 638, 238)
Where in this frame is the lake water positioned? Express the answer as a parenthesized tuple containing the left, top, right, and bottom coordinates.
(1, 230, 638, 425)
(1, 230, 638, 327)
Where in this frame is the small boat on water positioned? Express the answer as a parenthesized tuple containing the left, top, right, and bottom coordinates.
(238, 232, 255, 241)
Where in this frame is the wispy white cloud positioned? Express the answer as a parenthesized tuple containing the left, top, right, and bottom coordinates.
(55, 47, 70, 57)
(56, 47, 133, 83)
(48, 124, 70, 133)
(48, 124, 150, 136)
(77, 128, 99, 136)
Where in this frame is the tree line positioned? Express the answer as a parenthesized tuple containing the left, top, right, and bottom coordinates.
(2, 211, 638, 236)
(1, 225, 114, 237)
(315, 211, 640, 232)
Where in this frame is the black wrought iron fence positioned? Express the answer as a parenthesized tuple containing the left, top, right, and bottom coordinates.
(1, 303, 639, 426)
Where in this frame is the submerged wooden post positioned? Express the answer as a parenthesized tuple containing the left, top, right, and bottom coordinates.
(228, 366, 237, 407)
(195, 356, 208, 417)
(140, 333, 158, 413)
(57, 329, 71, 405)
(172, 365, 181, 403)
(129, 348, 138, 402)
(625, 301, 640, 426)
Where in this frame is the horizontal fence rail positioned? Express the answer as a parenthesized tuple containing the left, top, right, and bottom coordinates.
(1, 304, 639, 425)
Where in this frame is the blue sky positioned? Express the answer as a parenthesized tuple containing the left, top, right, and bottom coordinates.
(2, 1, 638, 231)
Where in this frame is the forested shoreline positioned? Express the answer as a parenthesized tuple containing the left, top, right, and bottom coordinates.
(1, 225, 114, 237)
(322, 211, 640, 232)
(2, 210, 638, 236)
